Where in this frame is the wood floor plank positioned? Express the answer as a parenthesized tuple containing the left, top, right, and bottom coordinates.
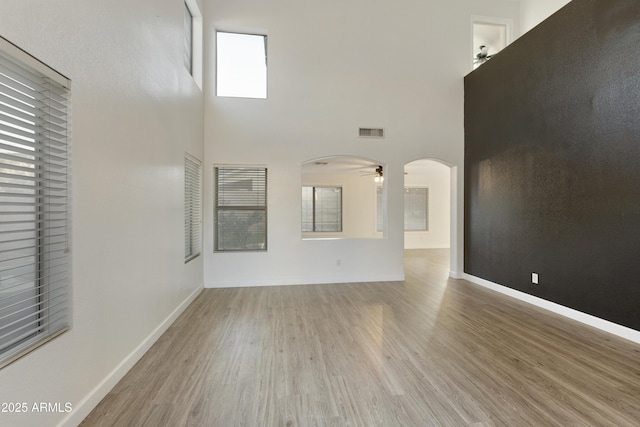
(81, 249, 640, 426)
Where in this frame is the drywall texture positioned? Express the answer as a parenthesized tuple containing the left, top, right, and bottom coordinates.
(465, 0, 640, 331)
(0, 0, 204, 425)
(204, 0, 521, 287)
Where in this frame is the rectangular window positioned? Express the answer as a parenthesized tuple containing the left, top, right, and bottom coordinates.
(184, 153, 201, 262)
(302, 186, 342, 232)
(215, 166, 267, 251)
(216, 32, 267, 99)
(0, 36, 71, 369)
(404, 187, 429, 231)
(376, 187, 429, 232)
(184, 2, 193, 74)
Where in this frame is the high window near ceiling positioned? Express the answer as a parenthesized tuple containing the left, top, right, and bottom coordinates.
(184, 2, 193, 74)
(472, 16, 511, 70)
(184, 0, 203, 88)
(0, 36, 71, 369)
(216, 32, 267, 99)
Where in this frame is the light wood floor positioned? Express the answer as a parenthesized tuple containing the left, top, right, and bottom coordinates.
(81, 249, 640, 426)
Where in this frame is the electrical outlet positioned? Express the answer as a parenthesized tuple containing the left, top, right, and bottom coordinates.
(532, 273, 539, 285)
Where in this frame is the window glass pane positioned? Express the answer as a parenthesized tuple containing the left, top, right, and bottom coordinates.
(215, 167, 267, 251)
(404, 188, 429, 231)
(216, 32, 267, 99)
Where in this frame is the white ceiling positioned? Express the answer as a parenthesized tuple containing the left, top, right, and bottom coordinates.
(302, 156, 380, 175)
(302, 156, 449, 176)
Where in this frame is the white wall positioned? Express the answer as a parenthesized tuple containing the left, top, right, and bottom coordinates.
(404, 161, 451, 249)
(0, 1, 204, 426)
(519, 0, 572, 34)
(204, 0, 520, 287)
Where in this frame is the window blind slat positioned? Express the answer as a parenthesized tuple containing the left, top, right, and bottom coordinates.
(0, 111, 68, 137)
(0, 172, 66, 185)
(0, 97, 67, 127)
(0, 69, 67, 113)
(0, 286, 68, 317)
(0, 294, 68, 329)
(0, 93, 68, 123)
(0, 65, 67, 102)
(0, 157, 67, 174)
(0, 302, 69, 353)
(0, 53, 68, 96)
(0, 261, 68, 284)
(0, 79, 67, 115)
(0, 141, 67, 162)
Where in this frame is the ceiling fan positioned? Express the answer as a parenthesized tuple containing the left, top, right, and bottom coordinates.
(360, 165, 384, 182)
(474, 45, 493, 66)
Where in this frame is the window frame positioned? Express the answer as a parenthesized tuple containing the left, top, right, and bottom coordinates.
(0, 36, 71, 370)
(302, 186, 343, 233)
(214, 166, 267, 252)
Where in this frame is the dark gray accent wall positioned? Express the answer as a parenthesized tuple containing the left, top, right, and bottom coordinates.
(464, 0, 640, 331)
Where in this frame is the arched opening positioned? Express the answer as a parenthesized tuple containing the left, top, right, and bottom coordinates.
(404, 159, 456, 276)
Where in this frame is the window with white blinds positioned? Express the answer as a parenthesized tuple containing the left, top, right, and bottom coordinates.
(376, 187, 429, 232)
(184, 2, 193, 74)
(214, 166, 267, 252)
(404, 188, 429, 231)
(184, 153, 201, 262)
(301, 186, 342, 232)
(0, 37, 71, 369)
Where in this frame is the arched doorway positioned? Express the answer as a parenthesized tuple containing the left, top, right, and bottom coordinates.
(404, 159, 458, 277)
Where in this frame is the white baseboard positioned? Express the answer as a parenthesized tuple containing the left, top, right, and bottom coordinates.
(59, 285, 203, 427)
(462, 273, 640, 345)
(205, 274, 405, 288)
(449, 270, 462, 279)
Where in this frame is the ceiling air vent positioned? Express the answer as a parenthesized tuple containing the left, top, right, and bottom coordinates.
(359, 127, 384, 138)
